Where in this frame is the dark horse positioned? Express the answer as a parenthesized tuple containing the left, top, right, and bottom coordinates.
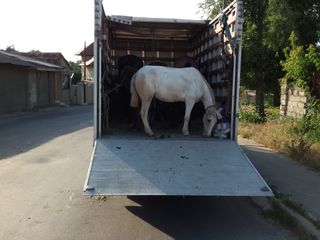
(174, 56, 199, 68)
(118, 54, 144, 93)
(116, 55, 144, 130)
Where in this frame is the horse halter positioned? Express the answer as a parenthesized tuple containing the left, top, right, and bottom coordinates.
(205, 105, 217, 111)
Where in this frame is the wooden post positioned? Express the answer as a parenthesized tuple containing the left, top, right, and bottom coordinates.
(83, 41, 87, 104)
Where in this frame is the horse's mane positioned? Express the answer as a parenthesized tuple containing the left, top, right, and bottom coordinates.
(199, 74, 216, 107)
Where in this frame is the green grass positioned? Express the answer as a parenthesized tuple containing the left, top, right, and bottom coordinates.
(238, 105, 320, 171)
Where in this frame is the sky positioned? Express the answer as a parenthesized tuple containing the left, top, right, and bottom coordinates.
(0, 0, 204, 62)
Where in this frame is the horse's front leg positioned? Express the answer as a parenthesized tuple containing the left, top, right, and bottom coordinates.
(182, 99, 195, 136)
(140, 98, 154, 136)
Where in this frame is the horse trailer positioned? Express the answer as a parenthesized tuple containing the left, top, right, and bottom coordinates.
(84, 0, 273, 196)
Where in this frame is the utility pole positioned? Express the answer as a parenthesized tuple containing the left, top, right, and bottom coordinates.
(83, 41, 87, 104)
(83, 41, 87, 81)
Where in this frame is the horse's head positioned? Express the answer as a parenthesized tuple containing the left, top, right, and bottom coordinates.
(202, 106, 223, 137)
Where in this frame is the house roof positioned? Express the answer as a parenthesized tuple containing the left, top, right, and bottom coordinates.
(19, 52, 71, 72)
(76, 42, 94, 57)
(0, 50, 63, 71)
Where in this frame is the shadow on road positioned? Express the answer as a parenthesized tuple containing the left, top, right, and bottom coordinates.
(0, 106, 93, 160)
(126, 196, 288, 240)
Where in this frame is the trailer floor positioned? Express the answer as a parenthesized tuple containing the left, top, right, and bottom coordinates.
(84, 136, 273, 196)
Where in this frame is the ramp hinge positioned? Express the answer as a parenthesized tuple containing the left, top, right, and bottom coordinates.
(85, 185, 95, 191)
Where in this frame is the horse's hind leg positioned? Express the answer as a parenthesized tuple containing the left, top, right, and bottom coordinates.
(140, 98, 154, 136)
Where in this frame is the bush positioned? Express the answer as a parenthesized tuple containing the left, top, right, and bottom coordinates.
(239, 105, 265, 123)
(281, 98, 319, 165)
(288, 99, 320, 146)
(281, 32, 320, 89)
(239, 105, 280, 123)
(305, 99, 320, 143)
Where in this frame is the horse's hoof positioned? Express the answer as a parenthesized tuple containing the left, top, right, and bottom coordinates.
(183, 132, 190, 136)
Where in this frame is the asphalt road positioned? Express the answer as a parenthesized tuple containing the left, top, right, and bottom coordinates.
(0, 106, 297, 240)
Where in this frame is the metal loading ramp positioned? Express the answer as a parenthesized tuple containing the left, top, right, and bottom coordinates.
(84, 138, 273, 196)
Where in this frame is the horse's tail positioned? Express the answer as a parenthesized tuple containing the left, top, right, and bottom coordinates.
(130, 73, 139, 108)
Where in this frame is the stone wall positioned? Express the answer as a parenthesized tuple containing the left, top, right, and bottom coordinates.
(280, 85, 307, 117)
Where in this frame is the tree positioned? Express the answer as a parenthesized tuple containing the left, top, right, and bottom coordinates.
(265, 0, 320, 52)
(199, 0, 320, 119)
(287, 0, 320, 46)
(199, 0, 271, 119)
(244, 0, 269, 119)
(198, 0, 233, 19)
(28, 49, 42, 54)
(265, 0, 297, 52)
(5, 45, 18, 53)
(282, 32, 320, 89)
(69, 61, 82, 84)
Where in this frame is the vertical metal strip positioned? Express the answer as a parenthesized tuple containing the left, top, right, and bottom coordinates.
(231, 0, 243, 141)
(231, 47, 237, 140)
(98, 41, 102, 138)
(94, 0, 102, 141)
(234, 43, 242, 141)
(234, 0, 243, 141)
(93, 38, 98, 141)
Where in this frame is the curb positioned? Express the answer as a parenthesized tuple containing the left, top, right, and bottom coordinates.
(251, 197, 320, 239)
(0, 105, 91, 124)
(274, 199, 320, 239)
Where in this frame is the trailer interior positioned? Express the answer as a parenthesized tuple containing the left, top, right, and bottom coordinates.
(84, 0, 273, 197)
(97, 2, 240, 138)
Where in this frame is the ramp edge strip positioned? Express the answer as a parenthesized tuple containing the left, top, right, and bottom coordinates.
(83, 140, 97, 192)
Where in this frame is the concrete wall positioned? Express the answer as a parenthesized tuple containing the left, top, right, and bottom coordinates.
(280, 84, 307, 117)
(28, 70, 37, 109)
(28, 71, 57, 108)
(70, 84, 84, 105)
(70, 83, 93, 105)
(0, 64, 28, 114)
(240, 90, 256, 104)
(85, 84, 93, 104)
(60, 90, 71, 104)
(0, 64, 69, 115)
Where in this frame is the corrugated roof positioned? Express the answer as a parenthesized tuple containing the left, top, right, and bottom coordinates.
(20, 52, 71, 72)
(0, 50, 63, 71)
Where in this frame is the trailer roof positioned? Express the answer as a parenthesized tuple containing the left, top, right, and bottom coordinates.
(108, 15, 209, 40)
(109, 15, 207, 25)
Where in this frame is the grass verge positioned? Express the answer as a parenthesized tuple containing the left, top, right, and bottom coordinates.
(238, 106, 320, 171)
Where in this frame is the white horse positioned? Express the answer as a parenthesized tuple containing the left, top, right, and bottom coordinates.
(130, 66, 222, 136)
